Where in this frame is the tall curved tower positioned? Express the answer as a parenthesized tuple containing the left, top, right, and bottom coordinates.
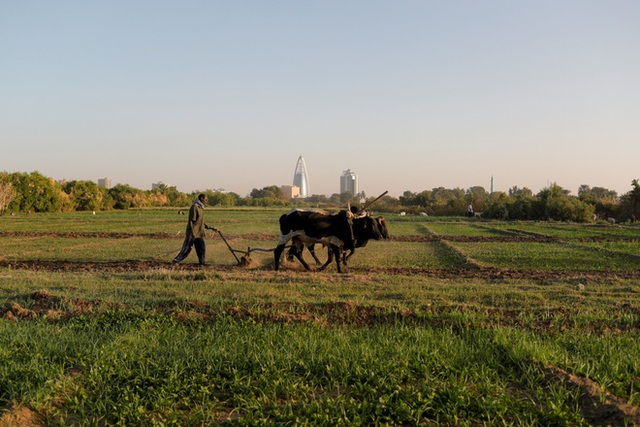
(293, 156, 309, 197)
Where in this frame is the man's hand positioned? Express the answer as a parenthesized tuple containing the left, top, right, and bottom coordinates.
(206, 225, 220, 233)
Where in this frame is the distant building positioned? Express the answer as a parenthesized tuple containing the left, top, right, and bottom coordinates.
(280, 185, 300, 200)
(340, 169, 358, 195)
(97, 178, 111, 189)
(152, 181, 169, 190)
(292, 156, 309, 197)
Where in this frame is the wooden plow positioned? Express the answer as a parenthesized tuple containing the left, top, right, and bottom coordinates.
(215, 229, 279, 267)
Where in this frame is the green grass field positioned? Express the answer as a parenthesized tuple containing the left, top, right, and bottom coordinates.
(1, 209, 639, 426)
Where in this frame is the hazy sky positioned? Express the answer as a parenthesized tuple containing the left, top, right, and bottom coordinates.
(2, 1, 639, 197)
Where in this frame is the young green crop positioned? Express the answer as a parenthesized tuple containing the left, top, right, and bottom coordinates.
(1, 209, 639, 426)
(2, 314, 638, 425)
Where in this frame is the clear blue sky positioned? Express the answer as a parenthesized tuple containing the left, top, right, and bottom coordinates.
(2, 1, 639, 197)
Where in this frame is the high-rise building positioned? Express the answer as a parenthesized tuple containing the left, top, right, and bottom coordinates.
(292, 156, 309, 197)
(280, 185, 300, 200)
(340, 169, 358, 195)
(97, 178, 111, 189)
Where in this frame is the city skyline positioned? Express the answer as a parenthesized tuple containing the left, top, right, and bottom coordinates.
(2, 2, 639, 197)
(16, 162, 638, 199)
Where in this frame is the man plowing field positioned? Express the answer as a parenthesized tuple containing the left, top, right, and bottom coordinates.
(172, 194, 219, 266)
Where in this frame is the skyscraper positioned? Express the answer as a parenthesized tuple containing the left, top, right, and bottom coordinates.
(97, 178, 111, 189)
(340, 169, 358, 195)
(293, 156, 309, 197)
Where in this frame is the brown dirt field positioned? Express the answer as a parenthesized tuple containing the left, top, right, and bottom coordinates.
(0, 231, 275, 241)
(3, 290, 639, 336)
(1, 289, 122, 322)
(3, 231, 637, 243)
(1, 259, 639, 282)
(0, 403, 42, 427)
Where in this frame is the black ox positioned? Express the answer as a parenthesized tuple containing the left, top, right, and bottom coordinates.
(304, 214, 388, 267)
(274, 209, 388, 273)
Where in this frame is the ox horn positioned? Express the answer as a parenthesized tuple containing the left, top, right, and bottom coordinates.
(346, 202, 354, 218)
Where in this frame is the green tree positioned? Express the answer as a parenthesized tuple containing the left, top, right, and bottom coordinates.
(205, 191, 240, 207)
(535, 184, 594, 222)
(0, 173, 17, 215)
(430, 187, 466, 215)
(620, 179, 640, 221)
(508, 186, 533, 197)
(505, 190, 536, 220)
(306, 194, 330, 205)
(366, 194, 401, 212)
(466, 186, 488, 213)
(398, 191, 417, 207)
(147, 184, 189, 207)
(483, 191, 509, 219)
(108, 184, 149, 209)
(62, 180, 106, 211)
(250, 185, 284, 201)
(339, 191, 354, 205)
(7, 171, 71, 212)
(578, 185, 618, 218)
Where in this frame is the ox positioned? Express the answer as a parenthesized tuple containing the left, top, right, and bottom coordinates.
(302, 214, 389, 269)
(274, 209, 355, 272)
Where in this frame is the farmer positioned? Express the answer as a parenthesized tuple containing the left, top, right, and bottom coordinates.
(172, 194, 218, 266)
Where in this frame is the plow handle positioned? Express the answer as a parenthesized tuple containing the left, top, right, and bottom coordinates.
(216, 229, 241, 264)
(356, 190, 388, 215)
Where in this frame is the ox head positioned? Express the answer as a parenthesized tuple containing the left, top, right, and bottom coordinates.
(376, 216, 389, 239)
(352, 213, 389, 243)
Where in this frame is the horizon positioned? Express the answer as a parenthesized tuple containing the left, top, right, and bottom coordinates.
(3, 167, 635, 199)
(2, 2, 639, 198)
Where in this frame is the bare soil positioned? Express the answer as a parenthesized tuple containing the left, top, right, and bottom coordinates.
(3, 289, 639, 334)
(3, 230, 636, 243)
(0, 231, 275, 240)
(0, 403, 42, 427)
(1, 259, 639, 282)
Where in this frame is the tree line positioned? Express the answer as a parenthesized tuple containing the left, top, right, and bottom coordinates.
(395, 183, 638, 222)
(1, 171, 639, 222)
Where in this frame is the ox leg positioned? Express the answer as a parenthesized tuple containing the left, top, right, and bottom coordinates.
(332, 244, 343, 273)
(274, 244, 286, 271)
(307, 244, 323, 265)
(317, 247, 334, 272)
(291, 244, 321, 265)
(292, 250, 312, 271)
(288, 238, 312, 271)
(343, 249, 355, 265)
(286, 245, 298, 262)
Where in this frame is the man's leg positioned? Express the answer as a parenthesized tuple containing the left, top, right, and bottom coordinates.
(194, 238, 206, 265)
(173, 234, 194, 263)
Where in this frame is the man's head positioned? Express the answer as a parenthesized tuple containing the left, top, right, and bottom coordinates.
(198, 194, 208, 204)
